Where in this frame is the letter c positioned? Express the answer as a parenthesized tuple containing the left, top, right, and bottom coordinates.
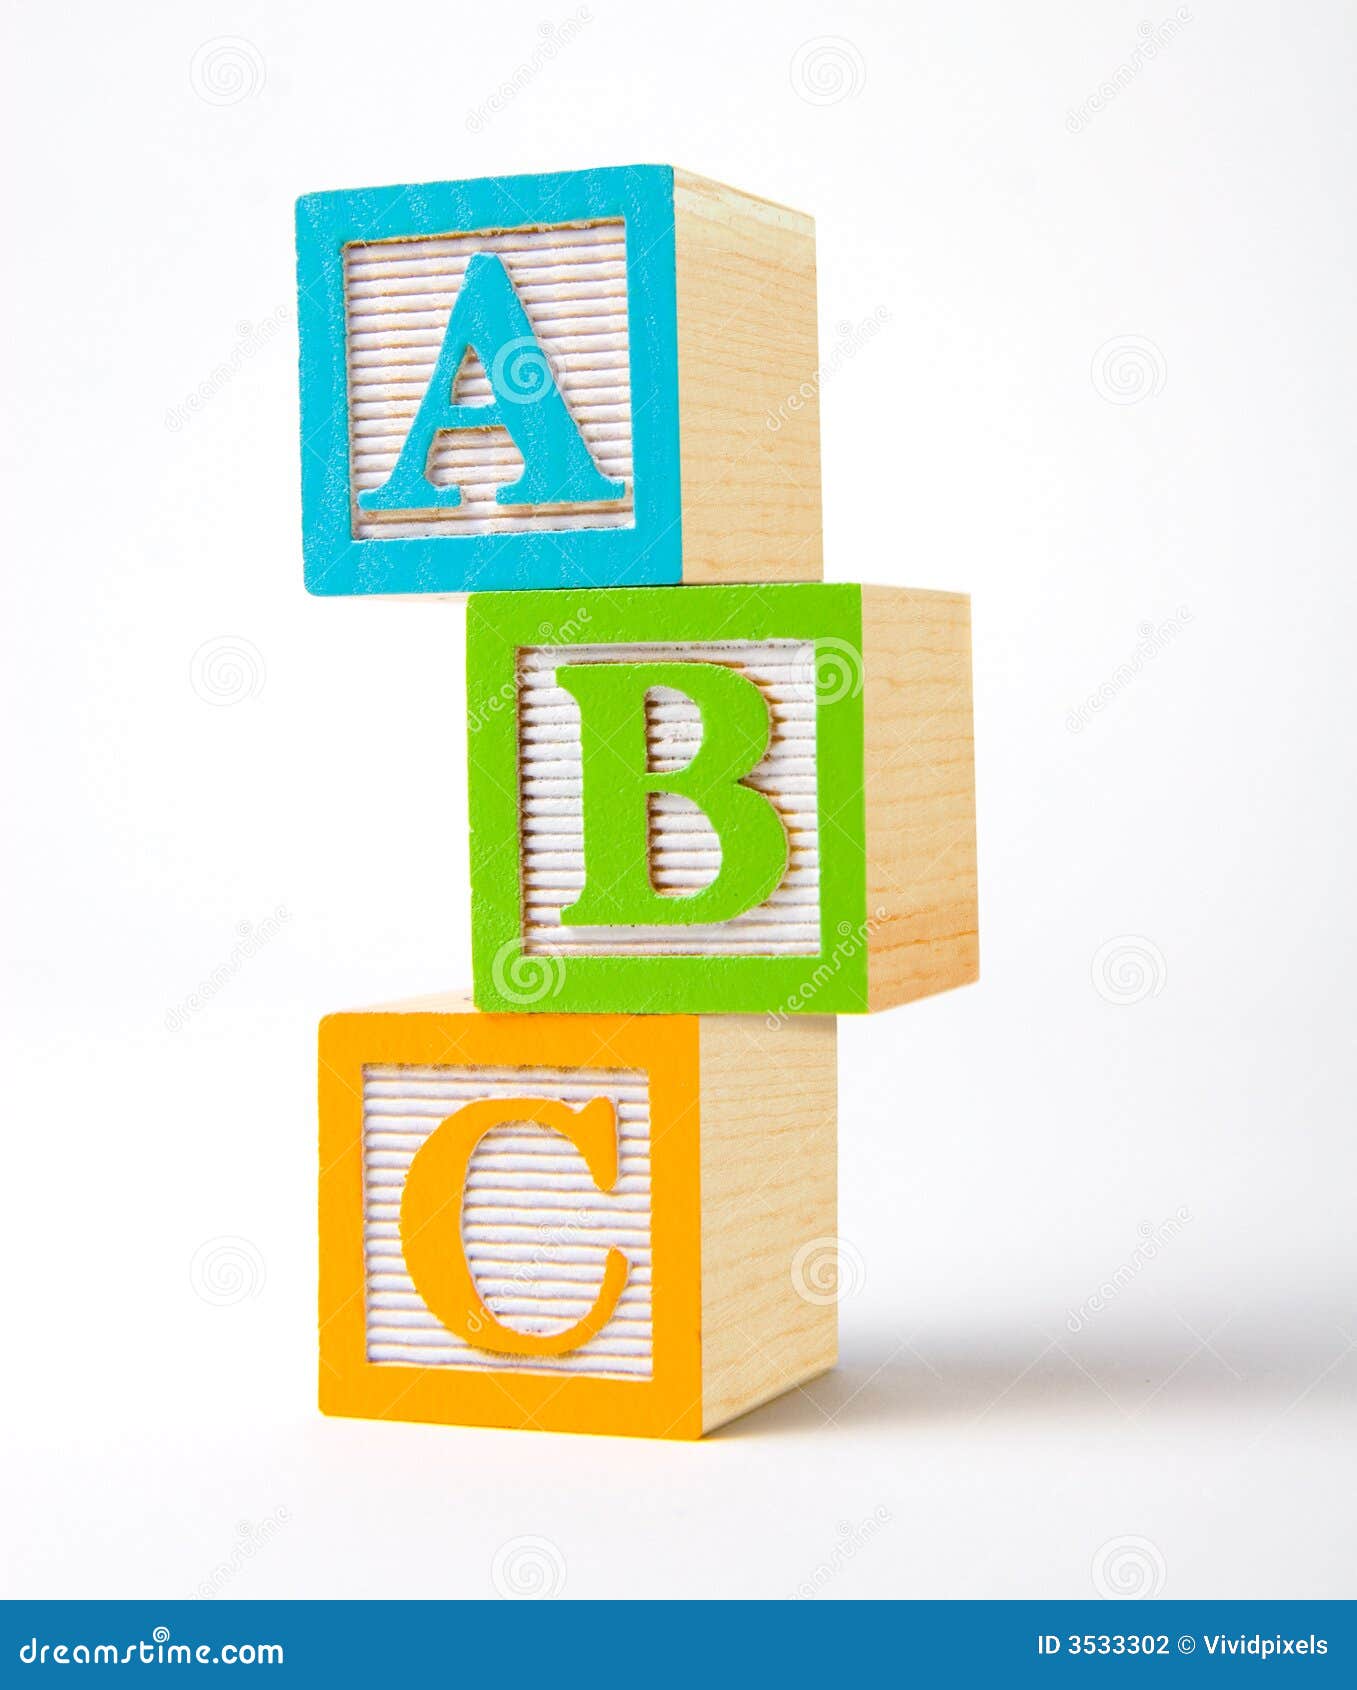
(399, 1095, 628, 1356)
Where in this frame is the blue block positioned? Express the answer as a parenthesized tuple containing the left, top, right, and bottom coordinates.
(295, 166, 682, 596)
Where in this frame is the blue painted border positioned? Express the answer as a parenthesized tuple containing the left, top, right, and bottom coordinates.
(295, 166, 682, 596)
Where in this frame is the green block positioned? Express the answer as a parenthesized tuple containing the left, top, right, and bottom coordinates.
(468, 582, 870, 1015)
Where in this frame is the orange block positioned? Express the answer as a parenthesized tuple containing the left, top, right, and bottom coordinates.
(320, 995, 837, 1439)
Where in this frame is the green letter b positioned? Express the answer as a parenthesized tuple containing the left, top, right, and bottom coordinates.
(556, 662, 790, 929)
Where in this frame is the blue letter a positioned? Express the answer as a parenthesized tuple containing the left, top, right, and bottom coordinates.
(358, 252, 624, 512)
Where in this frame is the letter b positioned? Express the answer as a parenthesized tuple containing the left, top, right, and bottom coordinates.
(557, 661, 789, 928)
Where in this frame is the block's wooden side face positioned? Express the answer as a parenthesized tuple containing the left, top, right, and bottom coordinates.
(467, 584, 871, 1016)
(296, 167, 681, 596)
(319, 1009, 704, 1438)
(861, 587, 979, 1010)
(672, 172, 822, 584)
(697, 1017, 838, 1432)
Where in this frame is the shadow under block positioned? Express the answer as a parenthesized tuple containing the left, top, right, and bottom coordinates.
(296, 164, 821, 596)
(318, 998, 837, 1439)
(468, 582, 978, 1016)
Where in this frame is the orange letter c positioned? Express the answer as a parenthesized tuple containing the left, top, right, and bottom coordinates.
(399, 1095, 629, 1357)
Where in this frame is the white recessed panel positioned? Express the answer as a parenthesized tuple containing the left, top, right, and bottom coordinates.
(345, 220, 634, 539)
(363, 1063, 651, 1380)
(518, 640, 820, 957)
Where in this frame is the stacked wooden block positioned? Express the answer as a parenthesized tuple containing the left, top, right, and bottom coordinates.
(297, 165, 977, 1439)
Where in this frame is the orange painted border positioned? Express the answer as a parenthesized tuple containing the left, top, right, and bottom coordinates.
(319, 1006, 705, 1439)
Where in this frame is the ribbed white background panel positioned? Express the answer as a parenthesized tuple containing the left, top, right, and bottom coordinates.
(344, 220, 634, 540)
(518, 641, 821, 956)
(363, 1063, 652, 1379)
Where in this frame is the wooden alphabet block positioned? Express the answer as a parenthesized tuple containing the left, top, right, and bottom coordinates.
(318, 998, 836, 1438)
(296, 165, 821, 596)
(468, 583, 978, 1016)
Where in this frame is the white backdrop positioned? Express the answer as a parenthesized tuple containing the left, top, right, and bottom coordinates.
(3, 0, 1354, 1600)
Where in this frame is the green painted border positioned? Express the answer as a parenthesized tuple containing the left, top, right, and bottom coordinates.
(467, 583, 869, 1015)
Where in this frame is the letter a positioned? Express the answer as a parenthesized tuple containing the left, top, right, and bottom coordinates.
(358, 252, 623, 512)
(556, 662, 790, 928)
